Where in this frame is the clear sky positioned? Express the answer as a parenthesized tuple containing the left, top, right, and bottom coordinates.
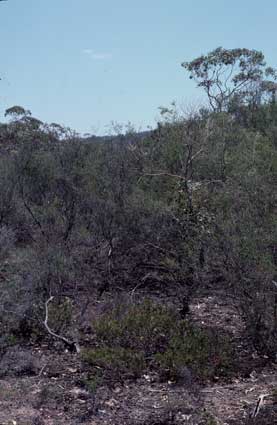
(0, 0, 276, 135)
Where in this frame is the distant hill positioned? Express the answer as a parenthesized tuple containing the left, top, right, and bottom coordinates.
(81, 130, 152, 145)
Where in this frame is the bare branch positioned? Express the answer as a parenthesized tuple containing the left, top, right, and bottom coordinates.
(138, 172, 186, 182)
(43, 296, 80, 353)
(251, 394, 270, 419)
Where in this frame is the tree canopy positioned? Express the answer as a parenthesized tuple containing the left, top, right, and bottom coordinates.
(182, 47, 277, 111)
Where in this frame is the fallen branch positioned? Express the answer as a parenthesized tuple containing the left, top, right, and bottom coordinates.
(43, 296, 80, 353)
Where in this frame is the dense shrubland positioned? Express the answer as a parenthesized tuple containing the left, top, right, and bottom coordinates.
(0, 49, 276, 385)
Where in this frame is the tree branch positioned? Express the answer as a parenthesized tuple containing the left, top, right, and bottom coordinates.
(43, 296, 80, 353)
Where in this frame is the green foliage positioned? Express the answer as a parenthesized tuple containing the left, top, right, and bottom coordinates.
(0, 46, 276, 360)
(201, 411, 218, 425)
(83, 300, 234, 383)
(94, 300, 182, 355)
(155, 328, 233, 381)
(5, 105, 31, 120)
(82, 346, 145, 382)
(82, 374, 103, 394)
(182, 47, 277, 112)
(47, 297, 73, 334)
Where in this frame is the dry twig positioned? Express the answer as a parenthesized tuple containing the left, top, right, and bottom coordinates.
(43, 296, 80, 353)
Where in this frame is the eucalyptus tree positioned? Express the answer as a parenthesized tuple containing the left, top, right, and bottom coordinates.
(182, 47, 277, 112)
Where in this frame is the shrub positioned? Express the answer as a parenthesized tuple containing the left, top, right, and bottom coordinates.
(83, 299, 234, 384)
(155, 328, 233, 381)
(0, 347, 41, 378)
(82, 347, 145, 382)
(94, 299, 182, 355)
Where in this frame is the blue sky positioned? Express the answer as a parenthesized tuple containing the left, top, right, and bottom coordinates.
(0, 0, 276, 135)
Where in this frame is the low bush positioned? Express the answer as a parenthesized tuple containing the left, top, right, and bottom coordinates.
(155, 327, 233, 381)
(93, 299, 182, 355)
(82, 347, 145, 382)
(82, 299, 234, 384)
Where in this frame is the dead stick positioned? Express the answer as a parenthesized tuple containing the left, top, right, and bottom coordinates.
(44, 296, 80, 353)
